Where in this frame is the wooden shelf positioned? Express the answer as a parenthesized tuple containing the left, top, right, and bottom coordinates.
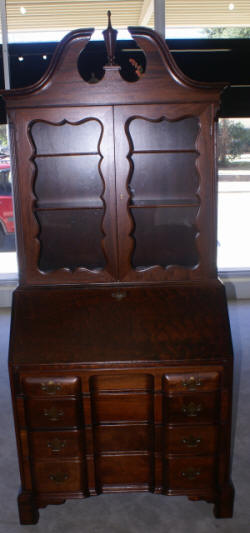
(129, 198, 199, 208)
(132, 149, 199, 155)
(35, 200, 103, 211)
(34, 151, 99, 158)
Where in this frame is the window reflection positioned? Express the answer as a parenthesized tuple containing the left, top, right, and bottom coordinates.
(217, 118, 250, 269)
(0, 125, 17, 275)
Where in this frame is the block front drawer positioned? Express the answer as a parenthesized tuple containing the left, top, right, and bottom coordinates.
(166, 425, 218, 455)
(91, 393, 153, 423)
(25, 398, 81, 429)
(22, 376, 81, 396)
(96, 454, 153, 486)
(94, 424, 153, 452)
(30, 430, 84, 458)
(163, 372, 220, 393)
(32, 460, 85, 492)
(165, 393, 219, 424)
(167, 456, 215, 490)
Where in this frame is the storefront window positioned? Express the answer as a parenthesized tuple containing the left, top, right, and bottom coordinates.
(217, 118, 250, 269)
(0, 125, 17, 276)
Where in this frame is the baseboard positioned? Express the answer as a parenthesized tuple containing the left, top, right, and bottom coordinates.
(0, 281, 17, 307)
(220, 274, 250, 300)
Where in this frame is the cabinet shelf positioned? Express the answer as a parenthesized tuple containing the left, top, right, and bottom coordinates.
(129, 198, 199, 208)
(133, 149, 198, 155)
(35, 151, 99, 158)
(35, 200, 103, 211)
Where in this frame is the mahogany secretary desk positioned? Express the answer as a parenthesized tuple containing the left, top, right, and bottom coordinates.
(2, 16, 234, 524)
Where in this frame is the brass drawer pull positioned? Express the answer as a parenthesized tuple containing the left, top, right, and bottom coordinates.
(182, 376, 202, 391)
(181, 402, 203, 417)
(49, 473, 69, 483)
(47, 438, 66, 453)
(41, 381, 62, 394)
(181, 467, 201, 481)
(43, 406, 64, 421)
(182, 436, 201, 448)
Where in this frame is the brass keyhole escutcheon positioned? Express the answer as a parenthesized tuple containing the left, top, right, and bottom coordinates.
(41, 381, 62, 394)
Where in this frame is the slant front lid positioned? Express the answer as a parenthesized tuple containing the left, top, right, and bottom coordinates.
(10, 284, 233, 364)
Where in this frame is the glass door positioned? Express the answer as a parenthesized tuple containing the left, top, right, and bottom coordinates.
(114, 104, 214, 282)
(14, 106, 117, 284)
(128, 116, 200, 269)
(31, 119, 105, 272)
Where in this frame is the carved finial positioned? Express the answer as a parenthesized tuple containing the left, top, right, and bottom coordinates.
(107, 9, 112, 28)
(103, 11, 118, 66)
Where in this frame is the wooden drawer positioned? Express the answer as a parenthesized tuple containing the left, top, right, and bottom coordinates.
(94, 424, 153, 452)
(22, 376, 81, 396)
(166, 425, 218, 455)
(25, 398, 81, 429)
(92, 393, 153, 423)
(32, 460, 85, 492)
(163, 372, 220, 393)
(90, 374, 153, 392)
(96, 454, 152, 486)
(30, 430, 83, 458)
(167, 456, 215, 490)
(165, 393, 219, 424)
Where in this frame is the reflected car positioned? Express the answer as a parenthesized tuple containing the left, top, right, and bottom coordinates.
(0, 160, 14, 248)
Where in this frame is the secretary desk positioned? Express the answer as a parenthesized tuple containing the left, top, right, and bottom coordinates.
(1, 14, 234, 524)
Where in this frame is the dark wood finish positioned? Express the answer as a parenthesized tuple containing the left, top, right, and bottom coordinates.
(163, 372, 220, 392)
(214, 482, 235, 519)
(30, 430, 84, 458)
(167, 456, 216, 490)
(165, 392, 219, 424)
(17, 491, 39, 525)
(22, 376, 81, 395)
(32, 461, 86, 493)
(24, 397, 82, 429)
(166, 425, 218, 455)
(10, 285, 232, 364)
(1, 14, 234, 524)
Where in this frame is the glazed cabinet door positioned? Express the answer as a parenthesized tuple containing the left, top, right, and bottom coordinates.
(11, 102, 218, 285)
(114, 103, 217, 282)
(11, 106, 118, 284)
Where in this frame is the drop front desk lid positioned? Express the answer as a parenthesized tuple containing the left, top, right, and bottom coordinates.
(9, 283, 233, 366)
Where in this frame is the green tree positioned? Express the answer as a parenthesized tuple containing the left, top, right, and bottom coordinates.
(218, 119, 250, 166)
(0, 125, 8, 151)
(203, 27, 250, 38)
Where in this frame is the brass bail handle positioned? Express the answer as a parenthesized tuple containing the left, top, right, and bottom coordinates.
(181, 468, 201, 481)
(183, 376, 202, 391)
(49, 472, 69, 483)
(41, 380, 62, 394)
(181, 402, 203, 417)
(43, 406, 64, 421)
(182, 436, 201, 448)
(47, 438, 66, 453)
